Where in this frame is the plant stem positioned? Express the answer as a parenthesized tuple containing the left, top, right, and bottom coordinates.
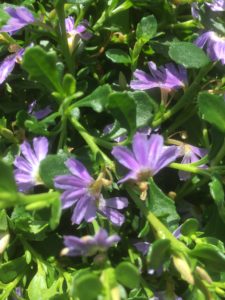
(126, 187, 188, 253)
(69, 115, 115, 170)
(55, 2, 74, 74)
(152, 62, 214, 128)
(169, 162, 209, 176)
(211, 138, 225, 166)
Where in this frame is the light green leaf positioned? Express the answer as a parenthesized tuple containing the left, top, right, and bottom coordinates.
(198, 92, 225, 133)
(22, 46, 63, 94)
(106, 49, 131, 64)
(136, 15, 157, 43)
(169, 42, 210, 68)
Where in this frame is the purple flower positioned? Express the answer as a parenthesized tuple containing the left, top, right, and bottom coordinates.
(14, 137, 49, 192)
(28, 100, 52, 120)
(206, 0, 225, 11)
(62, 228, 120, 257)
(0, 7, 35, 34)
(65, 16, 92, 52)
(152, 292, 182, 300)
(191, 3, 200, 19)
(130, 61, 187, 92)
(195, 31, 225, 65)
(54, 158, 128, 226)
(0, 48, 24, 85)
(103, 123, 127, 143)
(178, 144, 208, 181)
(112, 132, 179, 185)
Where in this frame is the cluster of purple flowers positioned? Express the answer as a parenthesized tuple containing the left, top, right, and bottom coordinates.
(0, 6, 91, 85)
(191, 0, 225, 65)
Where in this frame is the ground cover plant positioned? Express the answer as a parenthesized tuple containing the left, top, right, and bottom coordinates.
(0, 0, 225, 299)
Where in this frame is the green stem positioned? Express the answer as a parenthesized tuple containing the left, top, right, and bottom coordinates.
(169, 162, 209, 176)
(69, 115, 115, 170)
(126, 187, 188, 253)
(57, 117, 67, 151)
(55, 2, 74, 74)
(152, 62, 215, 128)
(211, 138, 225, 166)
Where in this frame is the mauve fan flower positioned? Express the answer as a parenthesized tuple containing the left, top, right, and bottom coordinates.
(0, 6, 35, 34)
(61, 229, 120, 257)
(28, 100, 52, 120)
(65, 16, 92, 52)
(130, 61, 187, 92)
(206, 0, 225, 11)
(178, 144, 208, 181)
(14, 137, 49, 192)
(54, 158, 128, 226)
(112, 132, 179, 184)
(195, 31, 225, 65)
(0, 48, 24, 85)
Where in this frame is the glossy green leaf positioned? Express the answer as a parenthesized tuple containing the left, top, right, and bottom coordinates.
(0, 256, 27, 284)
(148, 179, 180, 231)
(0, 160, 17, 193)
(28, 272, 47, 300)
(147, 239, 170, 269)
(106, 49, 131, 64)
(198, 92, 225, 133)
(169, 42, 210, 68)
(136, 15, 157, 43)
(75, 84, 112, 112)
(0, 210, 8, 231)
(209, 177, 225, 222)
(115, 261, 140, 289)
(107, 92, 136, 134)
(50, 197, 61, 230)
(22, 46, 63, 94)
(181, 218, 199, 236)
(129, 91, 157, 128)
(190, 244, 225, 271)
(72, 273, 103, 300)
(39, 154, 70, 188)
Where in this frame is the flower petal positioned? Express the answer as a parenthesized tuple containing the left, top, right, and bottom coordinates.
(112, 146, 139, 170)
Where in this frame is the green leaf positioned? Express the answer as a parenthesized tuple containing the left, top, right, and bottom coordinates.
(190, 244, 225, 272)
(72, 273, 103, 300)
(0, 256, 27, 284)
(105, 49, 131, 64)
(148, 179, 180, 231)
(147, 239, 170, 270)
(50, 197, 61, 230)
(75, 85, 112, 112)
(39, 154, 70, 188)
(198, 92, 225, 133)
(128, 91, 157, 128)
(0, 160, 17, 193)
(0, 210, 8, 231)
(28, 271, 47, 300)
(107, 92, 136, 134)
(115, 261, 140, 289)
(62, 73, 76, 96)
(181, 218, 200, 236)
(136, 15, 157, 43)
(209, 177, 225, 222)
(169, 42, 210, 68)
(22, 46, 63, 94)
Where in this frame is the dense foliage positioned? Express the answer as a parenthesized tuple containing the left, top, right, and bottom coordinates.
(0, 0, 225, 299)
